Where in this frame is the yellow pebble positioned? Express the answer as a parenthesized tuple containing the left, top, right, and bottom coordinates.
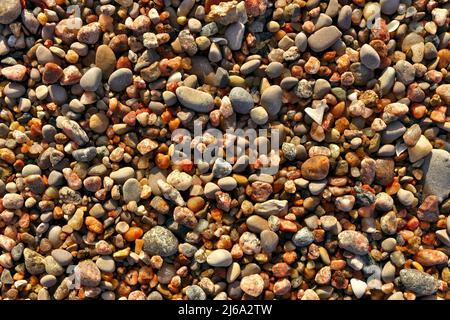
(65, 49, 79, 64)
(412, 261, 424, 272)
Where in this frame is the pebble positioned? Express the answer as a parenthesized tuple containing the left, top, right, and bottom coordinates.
(338, 231, 369, 255)
(80, 67, 103, 91)
(260, 85, 282, 116)
(397, 189, 415, 207)
(143, 226, 178, 257)
(254, 200, 288, 218)
(167, 170, 193, 191)
(338, 5, 352, 30)
(96, 256, 116, 273)
(240, 274, 264, 297)
(240, 60, 260, 75)
(176, 86, 214, 113)
(417, 195, 440, 222)
(400, 269, 439, 296)
(24, 248, 45, 275)
(250, 107, 269, 125)
(76, 260, 101, 287)
(307, 26, 342, 52)
(1, 65, 27, 81)
(246, 215, 269, 233)
(381, 261, 396, 283)
(123, 178, 142, 203)
(360, 44, 380, 70)
(260, 230, 279, 253)
(295, 32, 308, 52)
(408, 135, 432, 163)
(96, 45, 116, 78)
(218, 177, 237, 191)
(51, 249, 73, 267)
(41, 275, 58, 288)
(381, 0, 399, 15)
(212, 158, 232, 178)
(108, 68, 133, 92)
(0, 0, 21, 24)
(186, 285, 206, 300)
(422, 149, 450, 202)
(225, 22, 245, 51)
(89, 113, 109, 133)
(2, 193, 23, 209)
(110, 167, 135, 184)
(394, 60, 415, 85)
(229, 87, 254, 114)
(350, 279, 367, 299)
(207, 249, 233, 267)
(292, 227, 314, 247)
(414, 249, 448, 267)
(301, 156, 330, 181)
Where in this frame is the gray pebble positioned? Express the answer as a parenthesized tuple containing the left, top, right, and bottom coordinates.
(176, 86, 214, 113)
(51, 249, 73, 266)
(225, 22, 245, 51)
(72, 147, 97, 162)
(143, 226, 179, 257)
(360, 44, 380, 69)
(80, 67, 103, 91)
(260, 85, 282, 116)
(40, 274, 57, 287)
(229, 87, 254, 114)
(422, 149, 450, 202)
(108, 68, 133, 92)
(186, 285, 206, 300)
(110, 167, 135, 184)
(307, 26, 342, 52)
(265, 62, 284, 79)
(96, 256, 116, 272)
(240, 59, 260, 75)
(400, 269, 439, 296)
(123, 178, 142, 203)
(292, 227, 314, 247)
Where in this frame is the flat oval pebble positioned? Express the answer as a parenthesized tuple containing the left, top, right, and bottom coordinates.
(338, 230, 369, 255)
(229, 87, 254, 114)
(206, 249, 233, 267)
(108, 68, 133, 92)
(260, 85, 282, 116)
(307, 26, 342, 52)
(360, 44, 380, 70)
(80, 67, 103, 91)
(176, 86, 214, 113)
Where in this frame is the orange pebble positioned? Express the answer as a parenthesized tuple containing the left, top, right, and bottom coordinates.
(124, 227, 143, 242)
(406, 217, 420, 231)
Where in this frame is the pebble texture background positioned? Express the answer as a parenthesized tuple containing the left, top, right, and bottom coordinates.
(0, 0, 449, 300)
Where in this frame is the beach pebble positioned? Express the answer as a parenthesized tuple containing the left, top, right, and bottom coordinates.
(80, 67, 103, 91)
(143, 226, 179, 257)
(229, 87, 254, 114)
(338, 231, 369, 255)
(207, 249, 233, 267)
(108, 68, 133, 92)
(240, 274, 264, 297)
(307, 26, 342, 52)
(400, 269, 439, 296)
(176, 86, 214, 113)
(360, 44, 380, 70)
(260, 85, 283, 116)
